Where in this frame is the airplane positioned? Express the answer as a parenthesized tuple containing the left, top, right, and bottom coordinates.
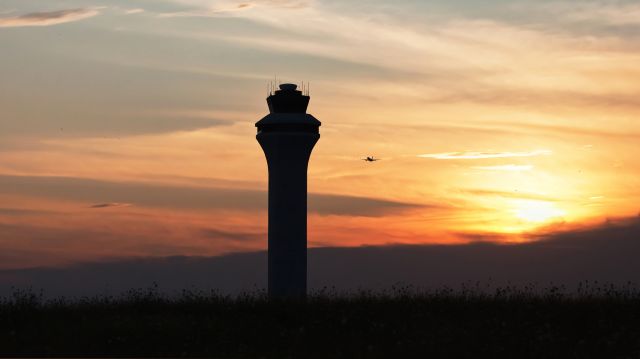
(362, 156, 380, 162)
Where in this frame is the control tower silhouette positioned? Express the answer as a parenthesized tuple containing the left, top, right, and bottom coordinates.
(256, 83, 321, 299)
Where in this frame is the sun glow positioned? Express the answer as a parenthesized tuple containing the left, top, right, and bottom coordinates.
(513, 200, 566, 223)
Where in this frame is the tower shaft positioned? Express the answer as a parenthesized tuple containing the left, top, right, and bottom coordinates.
(258, 132, 319, 299)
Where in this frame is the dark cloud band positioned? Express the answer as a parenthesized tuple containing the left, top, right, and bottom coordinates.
(0, 175, 422, 217)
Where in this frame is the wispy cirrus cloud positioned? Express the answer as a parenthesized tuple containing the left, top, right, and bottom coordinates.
(460, 189, 556, 202)
(158, 5, 248, 18)
(418, 150, 552, 160)
(153, 0, 640, 112)
(171, 0, 310, 10)
(0, 8, 99, 28)
(548, 2, 640, 25)
(124, 8, 145, 15)
(471, 165, 534, 172)
(158, 0, 309, 18)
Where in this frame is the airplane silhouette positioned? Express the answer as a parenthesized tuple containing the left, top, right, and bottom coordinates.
(362, 156, 380, 162)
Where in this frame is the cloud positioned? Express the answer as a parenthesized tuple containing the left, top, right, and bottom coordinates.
(0, 222, 208, 270)
(0, 208, 50, 216)
(490, 121, 640, 141)
(158, 0, 309, 18)
(153, 1, 640, 113)
(309, 193, 424, 217)
(460, 189, 556, 202)
(3, 216, 640, 298)
(201, 228, 265, 242)
(0, 112, 232, 138)
(253, 0, 310, 9)
(0, 175, 422, 217)
(124, 9, 145, 15)
(0, 8, 99, 28)
(90, 203, 132, 209)
(471, 165, 534, 172)
(549, 2, 640, 25)
(418, 150, 552, 160)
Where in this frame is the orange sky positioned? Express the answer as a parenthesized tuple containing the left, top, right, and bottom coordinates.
(1, 0, 640, 270)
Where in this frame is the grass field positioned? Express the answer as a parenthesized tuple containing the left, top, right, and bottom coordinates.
(2, 283, 640, 358)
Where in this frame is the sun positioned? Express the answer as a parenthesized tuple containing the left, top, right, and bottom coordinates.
(513, 200, 566, 223)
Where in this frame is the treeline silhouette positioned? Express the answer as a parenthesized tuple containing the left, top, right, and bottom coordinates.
(2, 283, 640, 358)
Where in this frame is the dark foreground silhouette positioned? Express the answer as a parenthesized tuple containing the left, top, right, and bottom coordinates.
(2, 284, 640, 358)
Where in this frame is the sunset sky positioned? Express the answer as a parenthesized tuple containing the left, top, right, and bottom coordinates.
(1, 0, 639, 271)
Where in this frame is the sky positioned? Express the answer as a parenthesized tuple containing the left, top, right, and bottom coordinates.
(1, 0, 640, 272)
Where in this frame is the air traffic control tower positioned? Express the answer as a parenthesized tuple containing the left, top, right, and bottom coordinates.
(256, 83, 321, 300)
